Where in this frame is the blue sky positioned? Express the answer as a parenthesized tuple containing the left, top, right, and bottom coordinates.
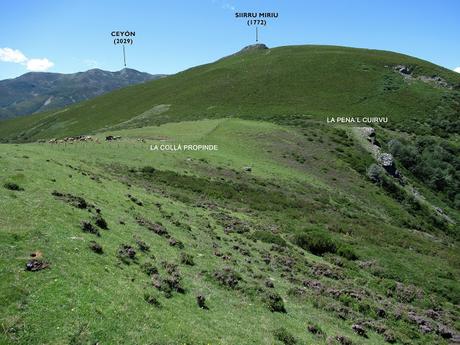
(1, 0, 459, 79)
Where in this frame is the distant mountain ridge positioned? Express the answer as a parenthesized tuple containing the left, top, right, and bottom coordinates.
(1, 44, 459, 143)
(0, 68, 166, 119)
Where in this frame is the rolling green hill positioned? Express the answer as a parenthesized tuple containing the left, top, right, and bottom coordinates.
(0, 44, 459, 142)
(1, 119, 459, 344)
(1, 45, 459, 345)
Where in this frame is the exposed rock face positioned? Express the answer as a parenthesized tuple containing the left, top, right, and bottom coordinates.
(392, 64, 452, 89)
(354, 127, 401, 178)
(223, 44, 270, 59)
(238, 44, 269, 53)
(361, 126, 380, 146)
(394, 64, 412, 75)
(378, 152, 400, 177)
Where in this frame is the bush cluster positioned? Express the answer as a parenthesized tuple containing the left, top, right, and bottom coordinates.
(388, 137, 459, 209)
(293, 227, 358, 260)
(251, 230, 286, 247)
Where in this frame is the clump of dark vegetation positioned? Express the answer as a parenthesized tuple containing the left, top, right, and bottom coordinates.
(52, 191, 89, 209)
(124, 166, 309, 213)
(117, 244, 136, 264)
(351, 324, 367, 338)
(307, 324, 325, 337)
(273, 327, 297, 345)
(251, 230, 286, 247)
(169, 237, 184, 248)
(196, 295, 208, 309)
(136, 217, 169, 237)
(179, 252, 194, 266)
(134, 237, 150, 252)
(293, 228, 336, 255)
(311, 263, 342, 279)
(213, 267, 242, 289)
(25, 259, 49, 272)
(367, 162, 449, 232)
(141, 262, 158, 276)
(367, 164, 386, 183)
(3, 182, 23, 191)
(127, 194, 143, 206)
(293, 227, 358, 260)
(265, 291, 286, 313)
(80, 221, 100, 236)
(390, 282, 422, 303)
(383, 330, 397, 343)
(337, 245, 358, 260)
(387, 137, 460, 209)
(152, 269, 185, 297)
(143, 293, 161, 307)
(94, 214, 108, 230)
(213, 212, 251, 234)
(140, 166, 156, 175)
(89, 241, 103, 254)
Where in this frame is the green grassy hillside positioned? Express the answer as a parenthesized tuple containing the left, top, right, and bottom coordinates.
(1, 45, 459, 142)
(1, 119, 459, 344)
(1, 45, 459, 344)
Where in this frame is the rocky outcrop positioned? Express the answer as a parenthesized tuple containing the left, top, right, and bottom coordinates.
(361, 127, 379, 146)
(394, 64, 412, 75)
(222, 44, 270, 59)
(378, 152, 400, 178)
(354, 127, 400, 178)
(238, 44, 269, 53)
(392, 64, 452, 89)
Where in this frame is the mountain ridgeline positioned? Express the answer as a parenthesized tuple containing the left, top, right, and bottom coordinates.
(0, 68, 165, 120)
(0, 44, 459, 142)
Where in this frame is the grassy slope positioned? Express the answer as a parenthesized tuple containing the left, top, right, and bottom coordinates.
(1, 119, 458, 344)
(1, 45, 459, 142)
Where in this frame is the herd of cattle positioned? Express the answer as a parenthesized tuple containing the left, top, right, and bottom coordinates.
(46, 135, 123, 144)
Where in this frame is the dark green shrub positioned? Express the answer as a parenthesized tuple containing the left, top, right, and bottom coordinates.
(180, 252, 195, 266)
(337, 245, 358, 260)
(94, 214, 108, 230)
(89, 241, 103, 254)
(135, 238, 150, 252)
(117, 244, 136, 264)
(143, 292, 160, 307)
(307, 324, 325, 337)
(140, 166, 156, 174)
(251, 230, 286, 247)
(3, 182, 23, 191)
(273, 327, 297, 345)
(141, 262, 158, 276)
(213, 268, 241, 289)
(293, 229, 336, 255)
(387, 135, 460, 209)
(366, 164, 385, 183)
(265, 291, 286, 313)
(80, 221, 100, 236)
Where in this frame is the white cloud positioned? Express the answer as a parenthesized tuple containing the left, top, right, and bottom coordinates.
(26, 58, 54, 72)
(212, 0, 235, 12)
(454, 67, 460, 73)
(0, 47, 54, 72)
(0, 48, 27, 63)
(222, 2, 235, 11)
